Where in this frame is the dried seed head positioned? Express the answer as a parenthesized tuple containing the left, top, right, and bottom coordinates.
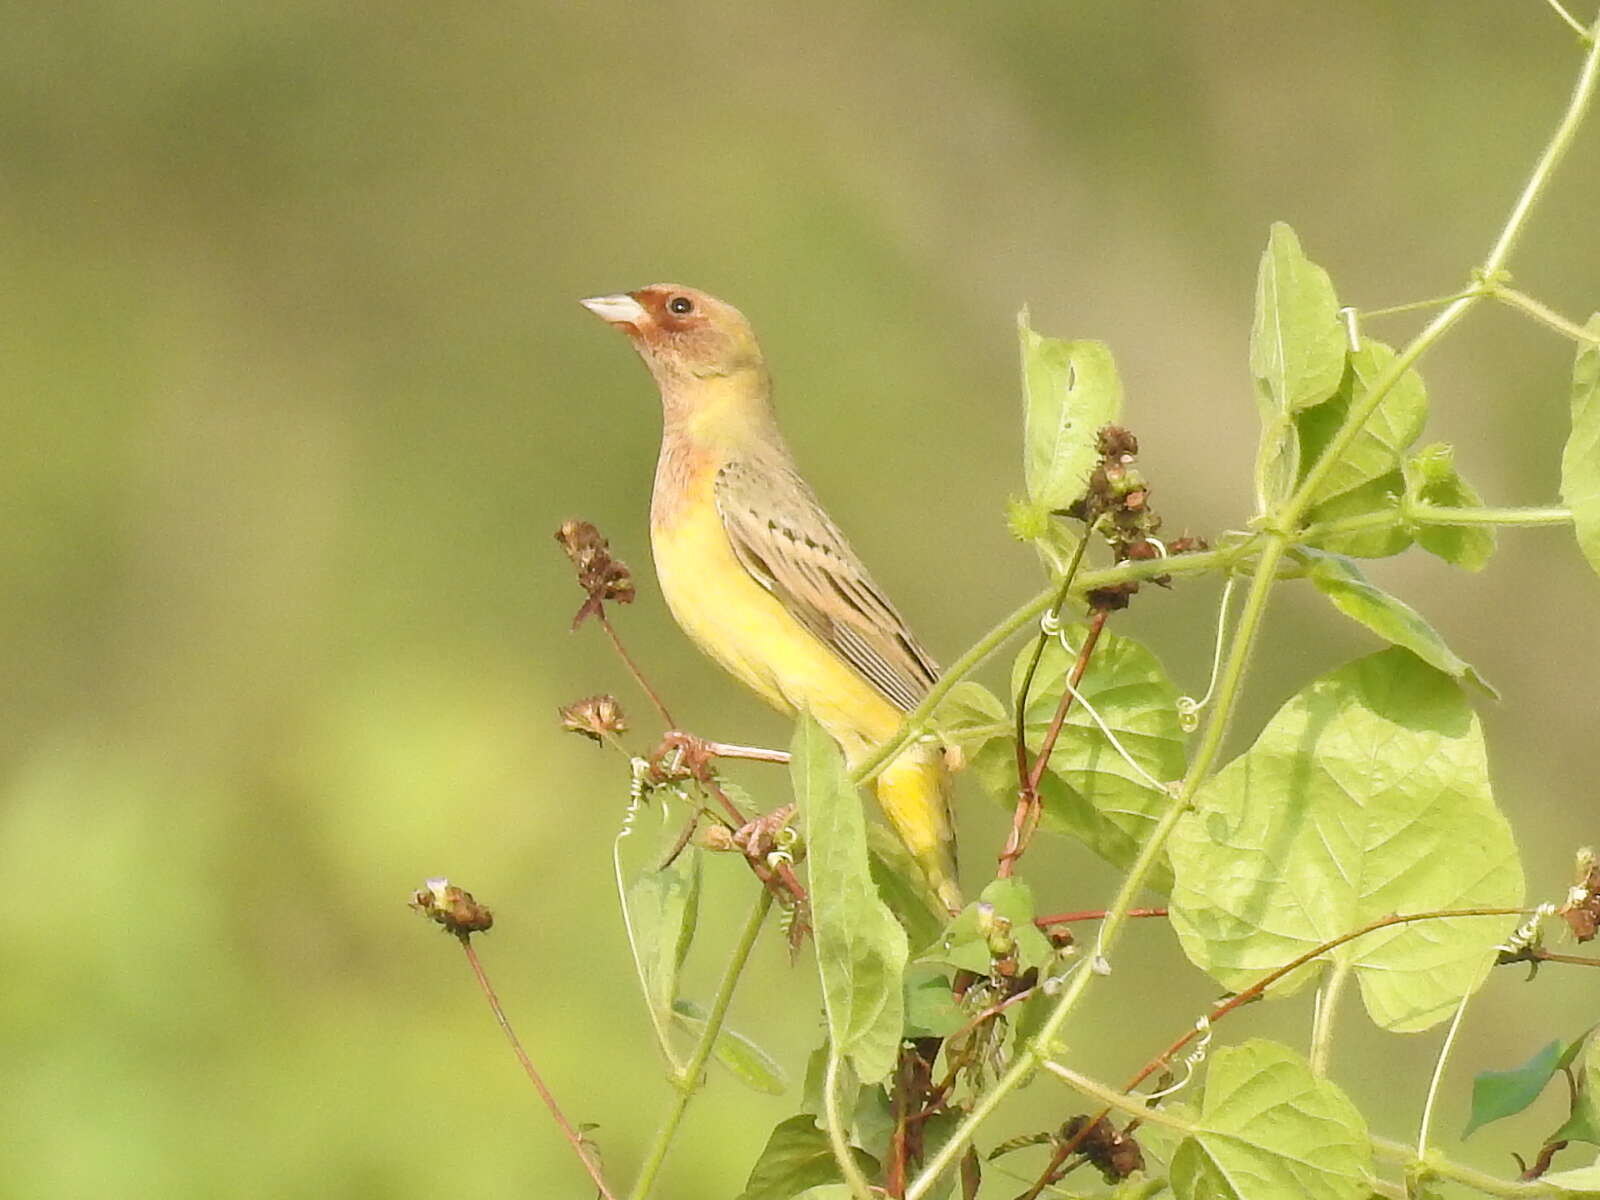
(411, 877, 494, 937)
(555, 519, 636, 627)
(1560, 846, 1600, 943)
(559, 694, 628, 743)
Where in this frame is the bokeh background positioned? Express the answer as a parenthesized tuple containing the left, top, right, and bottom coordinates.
(4, 2, 1597, 1196)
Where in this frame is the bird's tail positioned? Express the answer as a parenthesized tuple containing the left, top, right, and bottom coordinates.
(874, 740, 962, 915)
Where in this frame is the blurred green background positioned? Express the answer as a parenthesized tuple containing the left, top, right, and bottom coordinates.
(4, 2, 1597, 1196)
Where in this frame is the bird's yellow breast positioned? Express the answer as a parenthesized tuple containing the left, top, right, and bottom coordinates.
(650, 450, 903, 764)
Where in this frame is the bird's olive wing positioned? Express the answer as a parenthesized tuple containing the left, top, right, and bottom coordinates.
(714, 459, 940, 712)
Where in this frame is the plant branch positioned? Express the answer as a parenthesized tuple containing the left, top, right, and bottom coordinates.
(852, 542, 1253, 787)
(1122, 907, 1528, 1095)
(824, 1049, 877, 1200)
(1034, 907, 1168, 926)
(905, 537, 1291, 1199)
(1482, 21, 1600, 275)
(1035, 1060, 1193, 1134)
(1542, 0, 1593, 40)
(1000, 604, 1108, 878)
(626, 889, 773, 1200)
(1493, 284, 1600, 344)
(596, 611, 677, 730)
(1373, 1136, 1566, 1198)
(460, 937, 617, 1199)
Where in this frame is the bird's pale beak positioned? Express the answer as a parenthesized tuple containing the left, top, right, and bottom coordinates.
(579, 293, 647, 329)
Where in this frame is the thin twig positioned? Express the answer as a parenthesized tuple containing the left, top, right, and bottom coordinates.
(999, 603, 1106, 878)
(1121, 906, 1529, 1096)
(596, 611, 676, 729)
(1034, 907, 1168, 927)
(1541, 0, 1593, 41)
(460, 937, 618, 1199)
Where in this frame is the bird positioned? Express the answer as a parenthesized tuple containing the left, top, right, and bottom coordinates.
(579, 284, 961, 914)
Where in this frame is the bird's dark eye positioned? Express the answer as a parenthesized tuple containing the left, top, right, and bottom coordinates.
(667, 295, 693, 315)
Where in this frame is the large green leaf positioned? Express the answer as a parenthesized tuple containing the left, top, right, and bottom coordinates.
(1303, 550, 1493, 694)
(739, 1115, 879, 1200)
(1171, 1040, 1371, 1200)
(1019, 309, 1123, 516)
(973, 626, 1185, 887)
(1169, 648, 1524, 1031)
(1562, 315, 1600, 579)
(1250, 223, 1346, 507)
(1296, 338, 1428, 557)
(794, 715, 908, 1083)
(867, 823, 949, 954)
(1406, 443, 1496, 571)
(1463, 1039, 1564, 1138)
(625, 828, 701, 1033)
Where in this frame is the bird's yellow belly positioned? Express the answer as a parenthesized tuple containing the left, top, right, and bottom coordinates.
(651, 499, 903, 763)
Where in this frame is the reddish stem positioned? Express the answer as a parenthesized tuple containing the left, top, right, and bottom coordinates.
(1034, 907, 1168, 927)
(460, 937, 617, 1199)
(596, 610, 675, 729)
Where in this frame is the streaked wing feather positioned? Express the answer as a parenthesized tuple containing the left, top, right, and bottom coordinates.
(714, 459, 939, 712)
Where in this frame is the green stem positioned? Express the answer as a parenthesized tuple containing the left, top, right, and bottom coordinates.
(1035, 1059, 1194, 1134)
(1300, 504, 1571, 546)
(905, 538, 1291, 1200)
(1481, 25, 1600, 275)
(1412, 503, 1573, 527)
(1417, 993, 1472, 1156)
(852, 542, 1253, 786)
(626, 889, 773, 1200)
(1493, 284, 1600, 344)
(1308, 959, 1352, 1078)
(824, 1050, 875, 1200)
(1289, 26, 1600, 532)
(1373, 1136, 1564, 1198)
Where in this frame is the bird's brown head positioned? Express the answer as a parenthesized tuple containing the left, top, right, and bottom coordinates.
(579, 284, 765, 390)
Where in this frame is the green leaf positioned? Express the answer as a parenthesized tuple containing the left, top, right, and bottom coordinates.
(1544, 1156, 1600, 1197)
(1169, 648, 1525, 1031)
(904, 970, 965, 1038)
(1297, 338, 1428, 557)
(794, 715, 909, 1083)
(1303, 550, 1495, 695)
(625, 830, 701, 1032)
(1562, 314, 1600, 579)
(974, 626, 1185, 888)
(794, 1186, 858, 1200)
(930, 681, 1010, 760)
(1170, 1039, 1371, 1200)
(1406, 443, 1496, 571)
(1556, 1033, 1600, 1146)
(739, 1115, 879, 1200)
(926, 878, 1056, 975)
(1020, 309, 1123, 515)
(1463, 1040, 1564, 1138)
(1250, 223, 1346, 507)
(1251, 224, 1347, 415)
(671, 999, 789, 1096)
